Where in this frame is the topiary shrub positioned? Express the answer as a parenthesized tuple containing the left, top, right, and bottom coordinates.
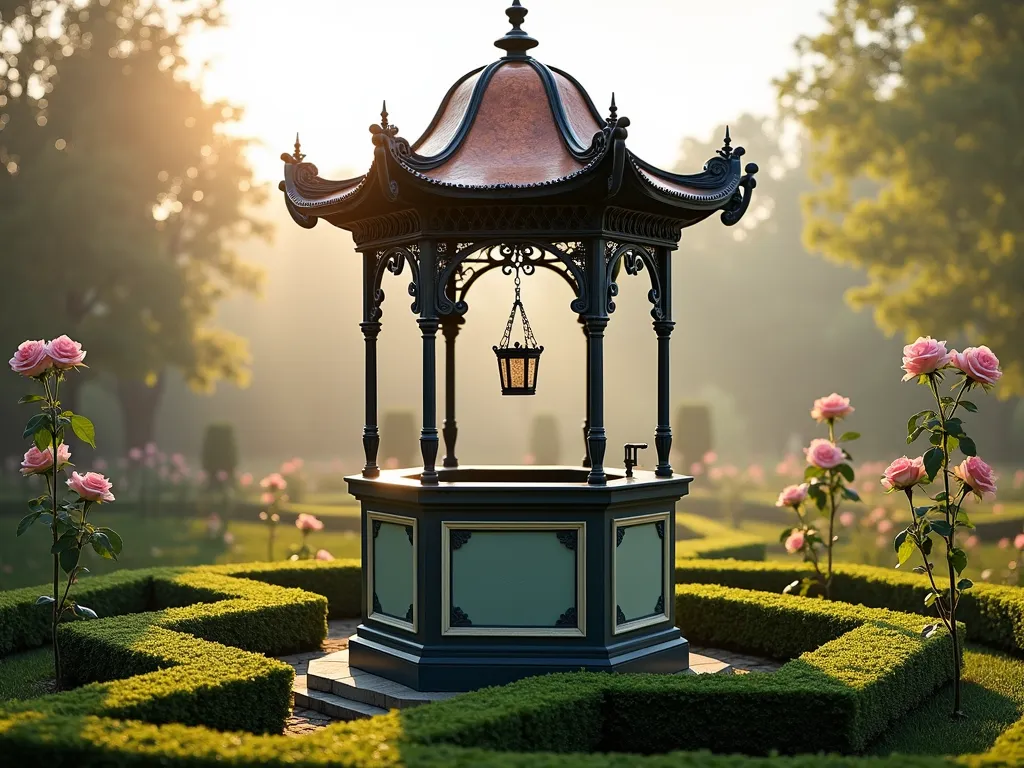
(529, 413, 561, 464)
(200, 423, 238, 485)
(674, 402, 712, 468)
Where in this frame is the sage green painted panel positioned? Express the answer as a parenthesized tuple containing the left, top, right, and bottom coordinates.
(374, 521, 413, 620)
(616, 521, 663, 622)
(452, 531, 575, 627)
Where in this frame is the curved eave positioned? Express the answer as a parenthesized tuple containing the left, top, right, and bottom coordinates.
(627, 151, 743, 211)
(280, 161, 371, 224)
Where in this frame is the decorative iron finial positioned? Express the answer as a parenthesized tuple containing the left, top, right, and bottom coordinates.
(292, 133, 305, 163)
(608, 93, 618, 124)
(380, 101, 389, 131)
(717, 125, 733, 159)
(495, 0, 538, 59)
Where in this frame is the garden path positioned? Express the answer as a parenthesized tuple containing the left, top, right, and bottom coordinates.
(279, 621, 783, 736)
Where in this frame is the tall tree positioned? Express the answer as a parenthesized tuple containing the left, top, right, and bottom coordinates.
(776, 1, 1024, 394)
(0, 0, 266, 450)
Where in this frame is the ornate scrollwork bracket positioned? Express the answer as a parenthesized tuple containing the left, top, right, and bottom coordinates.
(605, 242, 665, 321)
(436, 241, 588, 316)
(721, 152, 759, 227)
(370, 246, 420, 321)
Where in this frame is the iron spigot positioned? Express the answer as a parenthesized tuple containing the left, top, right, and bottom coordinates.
(623, 443, 648, 478)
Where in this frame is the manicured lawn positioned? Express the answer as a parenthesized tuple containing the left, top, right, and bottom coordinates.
(0, 511, 360, 590)
(870, 646, 1024, 755)
(0, 647, 52, 703)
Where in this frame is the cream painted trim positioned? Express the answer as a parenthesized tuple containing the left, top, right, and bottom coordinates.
(441, 520, 586, 637)
(612, 511, 672, 636)
(366, 511, 418, 633)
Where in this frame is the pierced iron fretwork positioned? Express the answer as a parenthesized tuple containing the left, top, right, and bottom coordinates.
(656, 521, 665, 540)
(405, 525, 414, 545)
(451, 606, 473, 627)
(373, 591, 382, 614)
(370, 246, 420, 321)
(616, 527, 626, 547)
(451, 531, 473, 551)
(556, 530, 577, 551)
(606, 242, 665, 321)
(372, 520, 382, 539)
(654, 595, 664, 614)
(405, 604, 414, 623)
(616, 605, 626, 625)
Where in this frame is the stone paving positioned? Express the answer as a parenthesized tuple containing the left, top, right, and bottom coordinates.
(280, 620, 782, 736)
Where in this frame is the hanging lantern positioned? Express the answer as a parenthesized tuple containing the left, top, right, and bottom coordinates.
(493, 261, 543, 396)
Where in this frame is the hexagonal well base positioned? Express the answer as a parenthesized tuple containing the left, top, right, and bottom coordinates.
(345, 465, 693, 692)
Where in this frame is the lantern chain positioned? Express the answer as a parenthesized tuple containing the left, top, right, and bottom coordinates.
(498, 264, 540, 350)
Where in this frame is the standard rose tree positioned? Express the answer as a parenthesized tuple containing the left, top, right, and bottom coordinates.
(9, 336, 121, 691)
(778, 393, 862, 598)
(888, 336, 1001, 718)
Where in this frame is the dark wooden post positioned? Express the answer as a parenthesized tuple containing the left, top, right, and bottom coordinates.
(361, 251, 380, 478)
(654, 246, 674, 476)
(441, 313, 464, 469)
(578, 315, 591, 468)
(585, 238, 608, 486)
(419, 240, 440, 485)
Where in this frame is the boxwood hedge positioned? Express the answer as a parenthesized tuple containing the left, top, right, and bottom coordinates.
(0, 560, 1018, 766)
(675, 559, 1024, 655)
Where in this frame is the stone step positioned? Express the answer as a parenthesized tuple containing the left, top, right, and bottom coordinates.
(307, 650, 458, 710)
(294, 676, 389, 721)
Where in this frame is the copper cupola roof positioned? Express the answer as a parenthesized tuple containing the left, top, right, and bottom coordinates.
(281, 1, 758, 239)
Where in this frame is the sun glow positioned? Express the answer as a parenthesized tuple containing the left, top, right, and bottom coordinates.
(183, 0, 829, 182)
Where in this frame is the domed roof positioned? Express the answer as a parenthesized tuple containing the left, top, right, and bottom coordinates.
(281, 1, 758, 236)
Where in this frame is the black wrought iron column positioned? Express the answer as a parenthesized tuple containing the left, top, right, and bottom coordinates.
(361, 251, 381, 478)
(585, 238, 608, 485)
(654, 246, 674, 477)
(578, 315, 591, 468)
(441, 313, 464, 469)
(419, 240, 440, 485)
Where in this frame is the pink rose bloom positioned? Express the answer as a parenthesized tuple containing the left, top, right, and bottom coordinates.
(881, 456, 927, 492)
(954, 456, 997, 500)
(775, 483, 809, 508)
(999, 537, 1011, 550)
(868, 506, 887, 523)
(20, 443, 71, 476)
(1015, 534, 1024, 551)
(315, 549, 335, 561)
(296, 513, 324, 532)
(66, 471, 115, 503)
(709, 467, 725, 482)
(965, 535, 980, 550)
(784, 530, 805, 554)
(45, 335, 86, 369)
(901, 336, 951, 381)
(129, 447, 143, 461)
(810, 393, 855, 423)
(805, 439, 845, 470)
(746, 465, 766, 484)
(689, 462, 704, 477)
(281, 460, 296, 475)
(291, 458, 305, 470)
(839, 511, 855, 527)
(703, 451, 718, 465)
(145, 442, 158, 457)
(239, 472, 253, 487)
(9, 340, 52, 377)
(949, 346, 1001, 386)
(877, 519, 893, 534)
(260, 472, 287, 491)
(216, 470, 229, 482)
(260, 492, 274, 506)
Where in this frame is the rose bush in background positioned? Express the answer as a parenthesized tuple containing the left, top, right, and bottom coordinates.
(888, 337, 1001, 718)
(258, 472, 287, 561)
(778, 393, 862, 598)
(291, 512, 325, 561)
(10, 337, 121, 690)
